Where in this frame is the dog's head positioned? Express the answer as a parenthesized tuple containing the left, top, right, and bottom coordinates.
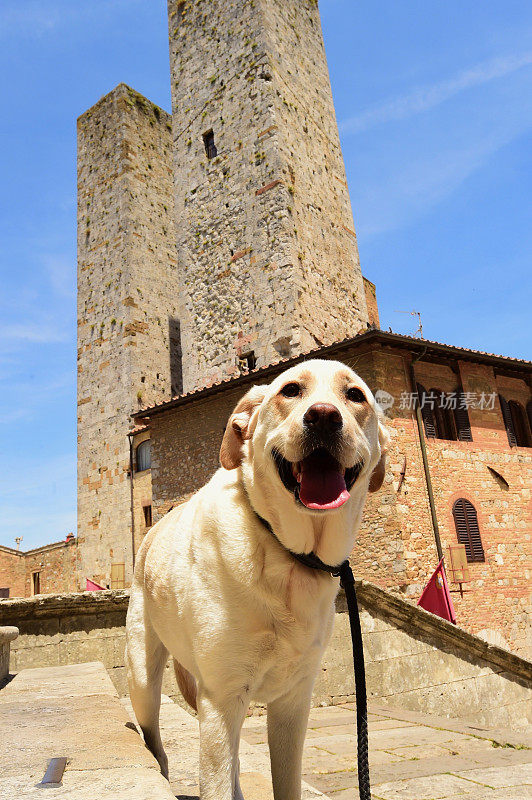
(220, 360, 389, 516)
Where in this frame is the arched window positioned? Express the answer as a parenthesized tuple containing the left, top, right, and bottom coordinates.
(499, 396, 531, 447)
(452, 499, 485, 562)
(136, 440, 151, 472)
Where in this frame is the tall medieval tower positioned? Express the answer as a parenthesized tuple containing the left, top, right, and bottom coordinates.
(77, 86, 179, 586)
(77, 1, 370, 584)
(168, 0, 369, 392)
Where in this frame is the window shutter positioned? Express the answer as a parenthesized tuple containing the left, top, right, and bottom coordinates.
(509, 401, 531, 447)
(453, 499, 485, 562)
(454, 387, 472, 442)
(499, 395, 517, 447)
(417, 383, 436, 438)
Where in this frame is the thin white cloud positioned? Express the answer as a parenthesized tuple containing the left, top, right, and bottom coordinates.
(341, 52, 532, 135)
(354, 113, 532, 238)
(0, 322, 67, 344)
(0, 0, 145, 39)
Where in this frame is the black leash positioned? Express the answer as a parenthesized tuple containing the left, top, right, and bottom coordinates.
(254, 510, 371, 800)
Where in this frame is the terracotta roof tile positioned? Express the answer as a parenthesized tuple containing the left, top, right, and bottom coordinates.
(133, 330, 531, 419)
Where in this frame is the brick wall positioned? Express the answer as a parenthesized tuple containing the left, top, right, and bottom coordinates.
(359, 347, 531, 657)
(363, 278, 380, 329)
(0, 547, 25, 599)
(142, 341, 531, 657)
(0, 539, 78, 599)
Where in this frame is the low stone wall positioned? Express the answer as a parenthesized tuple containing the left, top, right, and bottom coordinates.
(1, 584, 530, 729)
(0, 626, 19, 685)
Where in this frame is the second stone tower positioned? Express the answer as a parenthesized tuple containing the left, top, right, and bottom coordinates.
(168, 0, 369, 392)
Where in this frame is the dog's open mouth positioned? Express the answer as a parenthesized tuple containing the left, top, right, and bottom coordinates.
(273, 447, 363, 511)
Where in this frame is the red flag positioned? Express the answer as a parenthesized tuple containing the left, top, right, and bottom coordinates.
(86, 578, 105, 591)
(417, 559, 456, 624)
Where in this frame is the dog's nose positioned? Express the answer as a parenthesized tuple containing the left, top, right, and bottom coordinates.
(303, 403, 343, 434)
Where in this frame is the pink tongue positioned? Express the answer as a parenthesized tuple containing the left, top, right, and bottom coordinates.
(299, 450, 350, 510)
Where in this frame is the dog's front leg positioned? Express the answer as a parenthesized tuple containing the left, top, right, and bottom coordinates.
(197, 690, 248, 800)
(267, 677, 314, 800)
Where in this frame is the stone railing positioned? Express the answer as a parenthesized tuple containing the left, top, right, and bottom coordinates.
(0, 584, 530, 728)
(353, 581, 532, 685)
(0, 626, 19, 685)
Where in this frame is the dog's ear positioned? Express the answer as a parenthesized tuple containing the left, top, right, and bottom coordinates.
(368, 419, 390, 493)
(220, 385, 268, 470)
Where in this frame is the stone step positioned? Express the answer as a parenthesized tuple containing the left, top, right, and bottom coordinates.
(0, 661, 175, 800)
(122, 695, 332, 800)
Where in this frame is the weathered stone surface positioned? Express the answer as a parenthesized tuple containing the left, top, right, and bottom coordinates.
(0, 662, 174, 800)
(120, 694, 532, 800)
(168, 0, 368, 392)
(123, 694, 329, 799)
(1, 767, 175, 800)
(0, 625, 18, 684)
(1, 583, 530, 729)
(1, 660, 115, 701)
(77, 83, 177, 589)
(241, 703, 532, 800)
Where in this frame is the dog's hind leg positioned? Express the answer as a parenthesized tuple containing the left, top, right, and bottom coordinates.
(126, 587, 169, 778)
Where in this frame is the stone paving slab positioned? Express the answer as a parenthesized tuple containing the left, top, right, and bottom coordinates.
(0, 660, 116, 701)
(122, 695, 331, 799)
(0, 767, 176, 800)
(365, 702, 532, 749)
(0, 663, 175, 800)
(235, 703, 532, 800)
(451, 763, 532, 788)
(129, 695, 531, 799)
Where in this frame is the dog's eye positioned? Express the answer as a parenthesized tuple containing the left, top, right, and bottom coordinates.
(347, 387, 366, 403)
(280, 382, 301, 398)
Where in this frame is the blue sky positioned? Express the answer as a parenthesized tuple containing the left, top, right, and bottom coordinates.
(0, 0, 530, 550)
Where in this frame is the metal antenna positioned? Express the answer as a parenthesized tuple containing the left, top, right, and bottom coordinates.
(395, 310, 423, 338)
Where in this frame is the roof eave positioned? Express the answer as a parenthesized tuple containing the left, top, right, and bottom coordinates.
(132, 330, 531, 421)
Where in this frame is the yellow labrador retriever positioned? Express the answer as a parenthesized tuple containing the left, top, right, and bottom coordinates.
(126, 359, 389, 800)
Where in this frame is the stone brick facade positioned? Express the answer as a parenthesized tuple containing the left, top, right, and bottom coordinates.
(168, 0, 368, 392)
(2, 585, 530, 729)
(0, 539, 78, 599)
(133, 332, 531, 658)
(77, 84, 177, 588)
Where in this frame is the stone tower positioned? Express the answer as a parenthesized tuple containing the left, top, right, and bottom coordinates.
(77, 85, 178, 586)
(168, 0, 369, 392)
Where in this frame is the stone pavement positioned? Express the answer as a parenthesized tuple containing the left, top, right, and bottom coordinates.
(0, 662, 175, 800)
(122, 696, 532, 800)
